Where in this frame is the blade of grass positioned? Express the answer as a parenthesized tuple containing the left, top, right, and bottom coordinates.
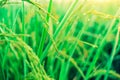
(41, 0, 79, 62)
(22, 1, 25, 40)
(85, 8, 120, 80)
(104, 26, 120, 80)
(22, 1, 27, 78)
(37, 0, 53, 58)
(59, 15, 90, 80)
(82, 23, 106, 72)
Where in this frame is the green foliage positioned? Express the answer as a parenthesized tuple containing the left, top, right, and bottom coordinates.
(0, 0, 120, 80)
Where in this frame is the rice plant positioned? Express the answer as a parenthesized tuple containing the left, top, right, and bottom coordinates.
(0, 0, 120, 80)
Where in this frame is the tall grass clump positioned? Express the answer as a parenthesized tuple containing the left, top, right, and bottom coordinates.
(0, 0, 120, 80)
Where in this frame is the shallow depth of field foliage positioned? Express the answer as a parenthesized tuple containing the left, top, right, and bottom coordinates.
(0, 0, 120, 80)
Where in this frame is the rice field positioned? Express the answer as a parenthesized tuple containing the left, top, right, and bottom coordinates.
(0, 0, 120, 80)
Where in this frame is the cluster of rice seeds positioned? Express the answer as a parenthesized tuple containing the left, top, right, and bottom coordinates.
(0, 23, 53, 80)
